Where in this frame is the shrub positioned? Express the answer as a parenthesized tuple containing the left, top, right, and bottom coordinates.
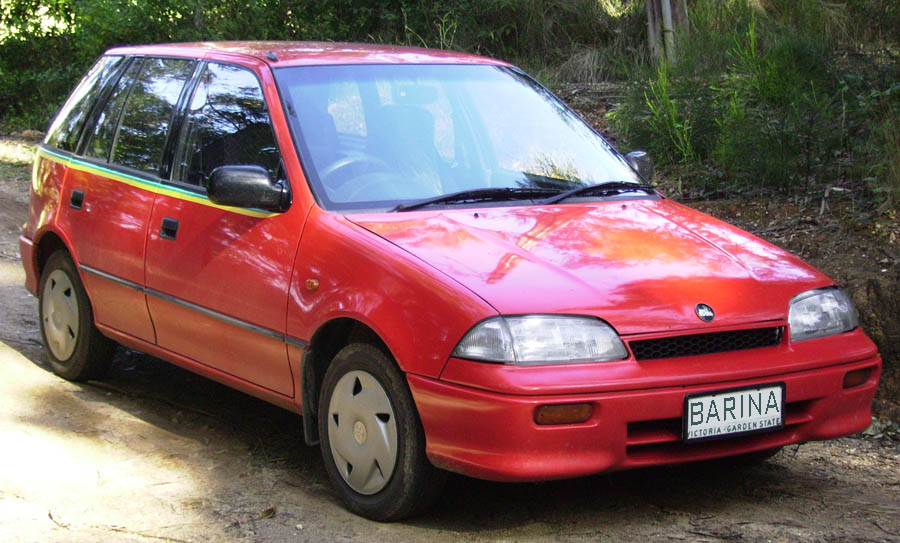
(609, 0, 899, 208)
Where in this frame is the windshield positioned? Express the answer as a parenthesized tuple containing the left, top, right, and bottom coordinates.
(275, 64, 642, 211)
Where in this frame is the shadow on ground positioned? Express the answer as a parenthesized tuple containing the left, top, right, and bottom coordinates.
(4, 332, 898, 543)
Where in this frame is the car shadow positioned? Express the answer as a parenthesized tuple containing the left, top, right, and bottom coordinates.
(11, 340, 831, 536)
(421, 455, 811, 531)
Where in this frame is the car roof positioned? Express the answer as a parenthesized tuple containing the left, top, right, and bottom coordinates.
(105, 41, 510, 68)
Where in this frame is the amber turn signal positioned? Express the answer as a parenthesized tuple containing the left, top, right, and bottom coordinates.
(534, 403, 593, 425)
(843, 367, 873, 389)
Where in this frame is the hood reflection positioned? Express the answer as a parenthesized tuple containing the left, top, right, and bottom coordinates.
(352, 199, 827, 334)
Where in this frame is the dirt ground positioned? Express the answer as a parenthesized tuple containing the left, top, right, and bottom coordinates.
(1, 135, 899, 543)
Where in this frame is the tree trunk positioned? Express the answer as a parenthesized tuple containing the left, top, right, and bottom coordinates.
(646, 0, 663, 61)
(660, 0, 677, 63)
(673, 0, 690, 34)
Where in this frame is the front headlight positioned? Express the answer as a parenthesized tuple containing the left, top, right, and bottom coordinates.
(452, 315, 627, 365)
(788, 287, 858, 342)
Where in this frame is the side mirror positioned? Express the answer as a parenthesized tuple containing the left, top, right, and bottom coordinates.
(625, 150, 654, 181)
(208, 165, 290, 213)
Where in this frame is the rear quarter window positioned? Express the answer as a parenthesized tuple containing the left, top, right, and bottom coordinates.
(45, 56, 126, 152)
(83, 59, 143, 162)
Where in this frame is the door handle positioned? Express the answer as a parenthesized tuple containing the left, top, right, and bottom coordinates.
(70, 189, 85, 209)
(160, 217, 179, 240)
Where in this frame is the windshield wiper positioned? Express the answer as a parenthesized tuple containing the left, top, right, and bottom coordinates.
(392, 187, 559, 212)
(537, 181, 656, 205)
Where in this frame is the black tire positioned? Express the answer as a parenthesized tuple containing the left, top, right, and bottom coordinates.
(38, 250, 114, 381)
(318, 343, 446, 521)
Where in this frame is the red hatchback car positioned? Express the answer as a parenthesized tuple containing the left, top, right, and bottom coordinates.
(21, 42, 881, 520)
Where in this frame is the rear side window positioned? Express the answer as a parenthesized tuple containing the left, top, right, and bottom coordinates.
(173, 62, 280, 187)
(45, 56, 125, 152)
(111, 57, 195, 176)
(83, 59, 142, 162)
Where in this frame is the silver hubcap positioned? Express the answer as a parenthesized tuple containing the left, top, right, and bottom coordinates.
(327, 370, 398, 495)
(42, 269, 79, 360)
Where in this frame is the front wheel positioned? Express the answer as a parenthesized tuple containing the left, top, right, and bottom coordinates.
(38, 251, 114, 381)
(318, 343, 446, 521)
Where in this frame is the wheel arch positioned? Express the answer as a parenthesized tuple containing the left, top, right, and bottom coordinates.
(33, 230, 73, 295)
(301, 317, 392, 446)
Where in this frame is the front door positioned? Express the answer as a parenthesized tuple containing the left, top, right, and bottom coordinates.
(144, 61, 300, 395)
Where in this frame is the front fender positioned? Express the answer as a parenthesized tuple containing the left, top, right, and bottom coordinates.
(286, 206, 497, 378)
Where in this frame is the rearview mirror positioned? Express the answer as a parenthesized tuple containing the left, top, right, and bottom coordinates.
(208, 165, 290, 213)
(625, 150, 654, 181)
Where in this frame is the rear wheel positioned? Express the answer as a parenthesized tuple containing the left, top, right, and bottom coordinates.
(318, 343, 446, 521)
(39, 251, 113, 381)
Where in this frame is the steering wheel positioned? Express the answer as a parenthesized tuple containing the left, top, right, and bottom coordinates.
(339, 172, 407, 202)
(320, 152, 393, 190)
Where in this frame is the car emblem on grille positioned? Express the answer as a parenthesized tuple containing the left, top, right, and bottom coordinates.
(695, 303, 715, 322)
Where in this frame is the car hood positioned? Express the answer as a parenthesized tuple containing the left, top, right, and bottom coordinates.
(349, 199, 831, 335)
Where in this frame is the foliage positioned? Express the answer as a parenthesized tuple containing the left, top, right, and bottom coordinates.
(1, 0, 898, 209)
(0, 0, 646, 130)
(609, 0, 900, 208)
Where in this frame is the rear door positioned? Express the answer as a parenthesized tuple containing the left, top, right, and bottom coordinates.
(143, 61, 300, 396)
(56, 56, 195, 343)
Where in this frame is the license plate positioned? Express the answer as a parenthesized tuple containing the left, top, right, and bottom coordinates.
(683, 383, 784, 442)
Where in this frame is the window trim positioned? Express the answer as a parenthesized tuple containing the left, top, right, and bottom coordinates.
(38, 142, 278, 218)
(161, 59, 206, 182)
(105, 58, 146, 165)
(272, 66, 324, 210)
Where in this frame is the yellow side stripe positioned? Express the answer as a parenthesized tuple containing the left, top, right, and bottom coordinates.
(37, 147, 276, 219)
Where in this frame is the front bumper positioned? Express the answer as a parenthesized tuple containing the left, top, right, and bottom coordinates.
(408, 335, 881, 482)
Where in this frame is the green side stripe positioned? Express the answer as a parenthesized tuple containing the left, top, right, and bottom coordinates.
(41, 146, 184, 195)
(38, 146, 273, 215)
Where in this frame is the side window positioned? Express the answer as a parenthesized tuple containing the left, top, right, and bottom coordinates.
(173, 62, 280, 187)
(111, 57, 195, 176)
(45, 56, 125, 152)
(83, 59, 142, 162)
